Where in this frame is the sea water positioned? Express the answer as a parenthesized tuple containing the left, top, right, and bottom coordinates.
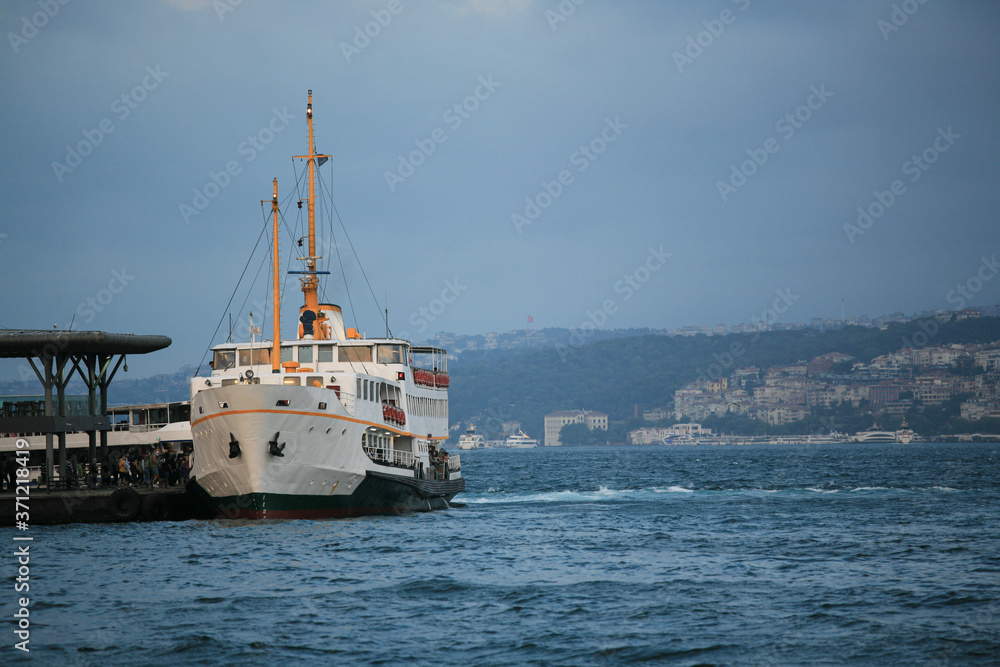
(7, 443, 1000, 665)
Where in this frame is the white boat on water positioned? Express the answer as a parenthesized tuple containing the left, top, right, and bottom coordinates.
(505, 431, 539, 448)
(851, 423, 898, 443)
(457, 426, 486, 450)
(188, 91, 463, 519)
(896, 417, 917, 444)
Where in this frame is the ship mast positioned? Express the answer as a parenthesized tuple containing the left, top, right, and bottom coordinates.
(269, 178, 281, 373)
(292, 89, 332, 340)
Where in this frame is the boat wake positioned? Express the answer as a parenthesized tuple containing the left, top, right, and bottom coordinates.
(462, 484, 968, 505)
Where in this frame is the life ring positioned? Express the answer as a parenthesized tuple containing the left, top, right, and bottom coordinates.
(141, 493, 171, 522)
(109, 488, 142, 522)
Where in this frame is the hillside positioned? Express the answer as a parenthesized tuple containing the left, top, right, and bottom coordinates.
(447, 317, 1000, 439)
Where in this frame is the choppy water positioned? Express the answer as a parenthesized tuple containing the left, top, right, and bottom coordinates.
(7, 443, 1000, 665)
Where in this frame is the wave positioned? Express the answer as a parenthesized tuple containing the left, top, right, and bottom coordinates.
(462, 484, 970, 505)
(464, 486, 654, 505)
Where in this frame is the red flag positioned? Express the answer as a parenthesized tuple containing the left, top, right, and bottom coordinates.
(528, 315, 534, 323)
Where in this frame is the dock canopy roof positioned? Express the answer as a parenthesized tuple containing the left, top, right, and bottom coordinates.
(0, 330, 172, 358)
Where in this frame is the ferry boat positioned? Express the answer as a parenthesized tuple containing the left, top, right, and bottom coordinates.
(895, 417, 916, 444)
(457, 426, 486, 450)
(504, 431, 539, 448)
(851, 423, 898, 443)
(187, 91, 463, 519)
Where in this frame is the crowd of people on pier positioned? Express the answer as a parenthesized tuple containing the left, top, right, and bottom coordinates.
(19, 446, 192, 490)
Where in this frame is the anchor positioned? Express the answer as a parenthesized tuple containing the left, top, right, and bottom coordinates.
(228, 433, 241, 459)
(268, 432, 286, 457)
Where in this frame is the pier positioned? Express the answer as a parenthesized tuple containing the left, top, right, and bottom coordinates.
(0, 329, 198, 525)
(0, 484, 210, 524)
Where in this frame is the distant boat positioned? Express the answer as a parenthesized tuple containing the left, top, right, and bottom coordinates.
(457, 426, 486, 450)
(505, 431, 539, 448)
(851, 423, 898, 443)
(895, 416, 917, 444)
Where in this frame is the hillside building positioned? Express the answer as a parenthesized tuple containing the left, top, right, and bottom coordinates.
(544, 410, 608, 447)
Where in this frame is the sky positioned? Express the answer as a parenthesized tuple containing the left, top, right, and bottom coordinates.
(1, 0, 998, 381)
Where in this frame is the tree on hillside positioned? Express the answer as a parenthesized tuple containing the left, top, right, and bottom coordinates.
(559, 422, 604, 446)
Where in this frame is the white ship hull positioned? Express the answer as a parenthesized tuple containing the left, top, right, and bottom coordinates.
(190, 383, 462, 519)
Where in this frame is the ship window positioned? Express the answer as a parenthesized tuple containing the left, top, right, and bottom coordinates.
(241, 348, 271, 365)
(283, 377, 301, 386)
(307, 376, 323, 388)
(318, 345, 334, 362)
(222, 378, 237, 387)
(377, 344, 405, 365)
(276, 400, 290, 406)
(318, 402, 327, 410)
(213, 350, 235, 370)
(280, 347, 294, 362)
(299, 346, 314, 363)
(363, 380, 368, 401)
(339, 346, 372, 363)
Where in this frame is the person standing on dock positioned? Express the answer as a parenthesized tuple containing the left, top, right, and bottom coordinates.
(148, 448, 160, 489)
(101, 453, 113, 488)
(118, 455, 129, 488)
(86, 458, 98, 490)
(0, 455, 10, 491)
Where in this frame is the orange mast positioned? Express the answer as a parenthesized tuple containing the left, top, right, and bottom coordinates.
(292, 89, 332, 340)
(270, 178, 281, 373)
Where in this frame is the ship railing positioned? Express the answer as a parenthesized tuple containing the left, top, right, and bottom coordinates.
(337, 390, 356, 416)
(363, 445, 415, 470)
(117, 422, 170, 433)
